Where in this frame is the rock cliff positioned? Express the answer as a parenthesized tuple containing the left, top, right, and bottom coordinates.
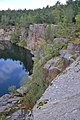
(27, 24, 47, 50)
(0, 24, 57, 50)
(27, 24, 57, 50)
(0, 26, 27, 42)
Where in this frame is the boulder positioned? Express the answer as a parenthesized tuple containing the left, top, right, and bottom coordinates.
(43, 57, 60, 78)
(43, 57, 62, 80)
(48, 66, 61, 80)
(4, 35, 11, 41)
(0, 94, 21, 114)
(60, 50, 74, 63)
(0, 29, 4, 35)
(53, 37, 68, 45)
(67, 43, 80, 53)
(43, 53, 77, 80)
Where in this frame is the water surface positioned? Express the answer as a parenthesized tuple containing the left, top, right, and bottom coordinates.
(0, 42, 33, 96)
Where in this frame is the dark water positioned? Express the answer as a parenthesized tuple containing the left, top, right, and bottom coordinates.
(0, 42, 33, 96)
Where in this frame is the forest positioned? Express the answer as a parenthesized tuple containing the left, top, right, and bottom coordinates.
(0, 0, 80, 28)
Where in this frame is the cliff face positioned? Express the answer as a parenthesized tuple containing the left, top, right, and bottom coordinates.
(0, 24, 47, 45)
(0, 26, 26, 42)
(0, 27, 14, 41)
(27, 24, 57, 50)
(0, 24, 57, 50)
(27, 24, 47, 50)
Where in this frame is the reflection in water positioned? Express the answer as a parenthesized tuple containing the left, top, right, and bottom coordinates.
(0, 42, 33, 96)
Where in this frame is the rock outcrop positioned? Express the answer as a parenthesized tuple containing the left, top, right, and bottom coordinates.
(0, 86, 31, 119)
(27, 24, 47, 50)
(27, 24, 57, 50)
(33, 57, 80, 120)
(0, 94, 21, 114)
(0, 26, 15, 41)
(0, 26, 27, 42)
(43, 42, 80, 81)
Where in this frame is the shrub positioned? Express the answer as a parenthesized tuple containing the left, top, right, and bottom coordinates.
(17, 40, 27, 47)
(0, 115, 6, 120)
(24, 58, 49, 106)
(11, 32, 19, 44)
(8, 85, 16, 93)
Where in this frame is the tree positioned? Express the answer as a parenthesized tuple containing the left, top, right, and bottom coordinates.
(11, 32, 19, 44)
(1, 15, 9, 24)
(75, 14, 80, 29)
(64, 4, 74, 23)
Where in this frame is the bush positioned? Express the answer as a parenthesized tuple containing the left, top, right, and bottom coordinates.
(11, 32, 19, 44)
(24, 58, 49, 106)
(0, 115, 6, 120)
(17, 40, 27, 47)
(8, 85, 16, 93)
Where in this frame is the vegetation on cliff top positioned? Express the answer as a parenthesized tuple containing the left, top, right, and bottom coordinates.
(0, 0, 79, 28)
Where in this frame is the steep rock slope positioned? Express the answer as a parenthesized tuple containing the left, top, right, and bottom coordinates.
(33, 57, 80, 120)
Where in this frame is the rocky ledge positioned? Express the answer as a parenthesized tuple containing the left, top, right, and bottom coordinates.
(33, 56, 80, 120)
(0, 86, 30, 119)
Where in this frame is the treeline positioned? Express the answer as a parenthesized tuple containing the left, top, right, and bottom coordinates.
(0, 0, 80, 28)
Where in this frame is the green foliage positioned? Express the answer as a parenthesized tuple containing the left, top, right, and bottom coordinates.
(0, 115, 6, 120)
(8, 85, 16, 93)
(24, 58, 49, 105)
(11, 32, 19, 44)
(17, 40, 27, 47)
(75, 14, 80, 29)
(45, 25, 55, 42)
(64, 4, 74, 23)
(0, 0, 79, 28)
(1, 15, 9, 24)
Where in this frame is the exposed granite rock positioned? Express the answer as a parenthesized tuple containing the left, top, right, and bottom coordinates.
(27, 24, 57, 50)
(67, 43, 80, 53)
(43, 55, 75, 80)
(0, 26, 27, 42)
(53, 37, 68, 44)
(6, 109, 33, 120)
(27, 24, 46, 50)
(60, 50, 75, 62)
(43, 57, 61, 80)
(48, 66, 61, 80)
(0, 29, 4, 35)
(33, 57, 80, 120)
(0, 94, 21, 113)
(0, 85, 31, 119)
(0, 27, 12, 41)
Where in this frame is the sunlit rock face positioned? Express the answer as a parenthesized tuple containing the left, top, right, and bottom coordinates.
(0, 26, 27, 42)
(27, 24, 57, 50)
(27, 24, 46, 50)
